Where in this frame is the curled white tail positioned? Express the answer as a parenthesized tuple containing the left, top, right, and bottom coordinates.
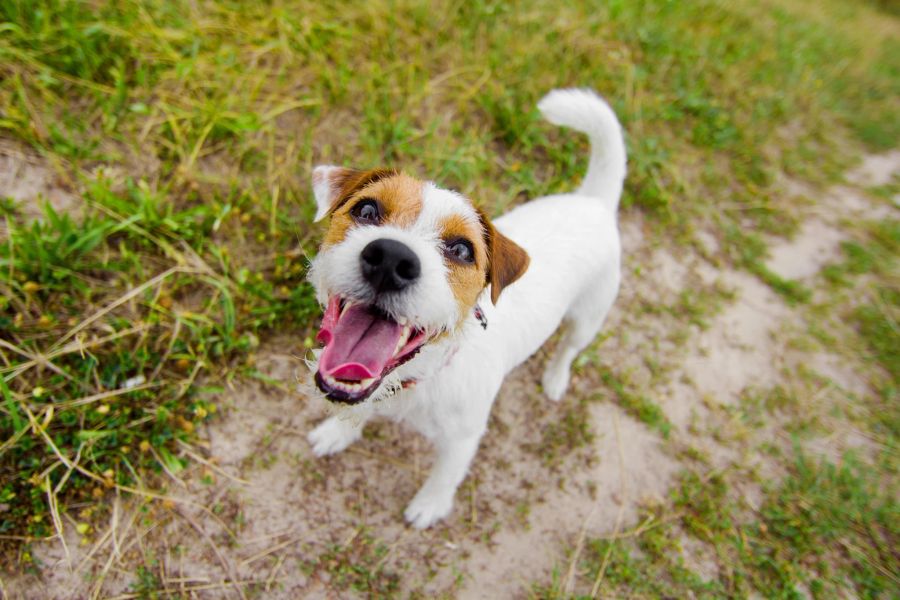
(537, 88, 627, 211)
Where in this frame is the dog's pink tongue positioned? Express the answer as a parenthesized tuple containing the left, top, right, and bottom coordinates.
(317, 303, 402, 381)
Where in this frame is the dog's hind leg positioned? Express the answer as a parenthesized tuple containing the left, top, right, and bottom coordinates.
(542, 271, 620, 401)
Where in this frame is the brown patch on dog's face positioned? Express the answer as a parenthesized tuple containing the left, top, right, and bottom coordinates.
(322, 172, 424, 248)
(440, 213, 490, 320)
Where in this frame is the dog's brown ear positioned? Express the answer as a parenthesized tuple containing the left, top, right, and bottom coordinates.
(478, 209, 530, 305)
(312, 165, 398, 221)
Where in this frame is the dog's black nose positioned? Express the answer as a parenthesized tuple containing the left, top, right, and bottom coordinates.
(360, 239, 421, 293)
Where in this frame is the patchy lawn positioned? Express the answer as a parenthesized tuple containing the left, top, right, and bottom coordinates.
(0, 0, 897, 597)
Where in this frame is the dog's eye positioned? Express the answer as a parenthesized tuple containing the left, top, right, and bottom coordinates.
(444, 238, 475, 264)
(350, 199, 381, 225)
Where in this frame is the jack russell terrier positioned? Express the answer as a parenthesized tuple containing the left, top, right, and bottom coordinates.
(306, 89, 626, 528)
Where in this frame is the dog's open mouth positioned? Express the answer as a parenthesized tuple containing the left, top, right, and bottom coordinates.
(314, 296, 428, 403)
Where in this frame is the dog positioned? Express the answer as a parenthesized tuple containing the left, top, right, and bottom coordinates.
(306, 89, 626, 528)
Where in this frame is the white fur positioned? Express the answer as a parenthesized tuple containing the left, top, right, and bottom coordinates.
(307, 88, 626, 528)
(537, 88, 627, 208)
(311, 165, 343, 221)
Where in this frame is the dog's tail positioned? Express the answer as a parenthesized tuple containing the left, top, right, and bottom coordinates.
(537, 88, 627, 211)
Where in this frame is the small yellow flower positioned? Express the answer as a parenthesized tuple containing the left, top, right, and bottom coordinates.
(139, 440, 151, 452)
(75, 523, 90, 535)
(177, 417, 194, 434)
(96, 404, 110, 415)
(23, 281, 40, 293)
(32, 386, 46, 399)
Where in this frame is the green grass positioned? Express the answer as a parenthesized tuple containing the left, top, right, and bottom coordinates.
(527, 397, 595, 469)
(0, 0, 898, 593)
(599, 368, 671, 438)
(299, 529, 400, 597)
(537, 450, 898, 599)
(820, 217, 899, 434)
(0, 184, 319, 547)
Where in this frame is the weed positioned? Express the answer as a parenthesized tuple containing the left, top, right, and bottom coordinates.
(300, 529, 400, 597)
(545, 450, 898, 598)
(598, 368, 671, 438)
(820, 218, 900, 389)
(527, 397, 594, 469)
(130, 562, 163, 600)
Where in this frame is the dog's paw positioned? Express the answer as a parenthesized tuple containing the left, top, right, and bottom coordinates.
(307, 417, 361, 457)
(541, 364, 570, 402)
(404, 489, 454, 529)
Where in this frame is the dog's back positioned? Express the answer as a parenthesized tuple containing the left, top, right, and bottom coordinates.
(478, 90, 627, 385)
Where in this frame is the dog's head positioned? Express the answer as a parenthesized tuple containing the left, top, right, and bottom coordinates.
(307, 165, 529, 404)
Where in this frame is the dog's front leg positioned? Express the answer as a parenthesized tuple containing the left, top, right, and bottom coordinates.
(308, 413, 368, 457)
(404, 432, 483, 529)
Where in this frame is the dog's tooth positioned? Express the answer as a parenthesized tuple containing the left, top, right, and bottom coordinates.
(341, 300, 353, 317)
(394, 326, 411, 354)
(397, 315, 408, 326)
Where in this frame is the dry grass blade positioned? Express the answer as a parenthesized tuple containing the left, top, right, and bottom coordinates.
(104, 578, 284, 600)
(0, 338, 85, 390)
(590, 411, 627, 599)
(174, 507, 248, 600)
(238, 534, 307, 568)
(0, 323, 150, 376)
(561, 507, 596, 596)
(51, 382, 161, 410)
(89, 502, 159, 600)
(45, 474, 71, 569)
(49, 265, 202, 351)
(21, 400, 238, 539)
(175, 439, 250, 485)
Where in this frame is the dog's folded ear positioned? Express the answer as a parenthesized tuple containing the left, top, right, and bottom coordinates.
(312, 165, 398, 221)
(478, 210, 530, 305)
